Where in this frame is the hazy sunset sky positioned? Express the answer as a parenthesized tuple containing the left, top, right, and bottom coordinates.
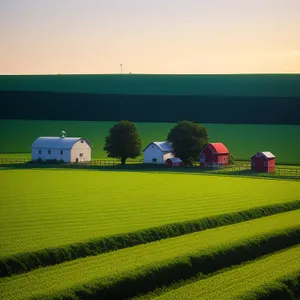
(1, 0, 300, 74)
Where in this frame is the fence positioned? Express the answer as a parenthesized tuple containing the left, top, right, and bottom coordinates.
(0, 158, 299, 179)
(0, 158, 30, 165)
(206, 163, 300, 179)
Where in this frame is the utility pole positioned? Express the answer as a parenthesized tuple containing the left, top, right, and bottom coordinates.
(120, 64, 123, 74)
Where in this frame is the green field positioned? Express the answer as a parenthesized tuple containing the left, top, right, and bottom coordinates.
(1, 119, 300, 164)
(1, 74, 300, 97)
(1, 168, 300, 298)
(1, 211, 299, 300)
(150, 246, 300, 300)
(1, 169, 300, 258)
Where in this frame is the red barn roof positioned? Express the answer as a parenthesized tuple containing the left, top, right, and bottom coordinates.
(209, 143, 229, 154)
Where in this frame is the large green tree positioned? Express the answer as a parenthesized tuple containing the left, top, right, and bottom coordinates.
(167, 120, 209, 165)
(104, 120, 142, 164)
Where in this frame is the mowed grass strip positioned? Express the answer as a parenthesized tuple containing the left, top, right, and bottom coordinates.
(236, 271, 300, 300)
(2, 200, 300, 277)
(151, 246, 300, 300)
(1, 170, 300, 258)
(0, 211, 299, 300)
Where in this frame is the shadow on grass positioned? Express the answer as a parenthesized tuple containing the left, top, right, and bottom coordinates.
(0, 163, 299, 181)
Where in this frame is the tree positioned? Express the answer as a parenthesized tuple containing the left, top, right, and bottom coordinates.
(104, 120, 141, 164)
(167, 120, 209, 165)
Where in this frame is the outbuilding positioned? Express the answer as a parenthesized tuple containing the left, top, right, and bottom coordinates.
(166, 157, 184, 167)
(32, 133, 92, 163)
(143, 141, 174, 164)
(251, 151, 275, 173)
(200, 142, 229, 168)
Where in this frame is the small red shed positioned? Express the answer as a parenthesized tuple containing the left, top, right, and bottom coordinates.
(200, 142, 229, 168)
(166, 157, 184, 167)
(251, 152, 275, 173)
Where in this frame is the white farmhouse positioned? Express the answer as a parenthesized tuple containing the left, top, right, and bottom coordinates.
(143, 141, 174, 164)
(32, 135, 92, 163)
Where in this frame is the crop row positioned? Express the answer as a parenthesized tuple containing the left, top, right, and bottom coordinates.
(1, 211, 300, 299)
(1, 200, 300, 278)
(149, 246, 300, 300)
(2, 169, 299, 258)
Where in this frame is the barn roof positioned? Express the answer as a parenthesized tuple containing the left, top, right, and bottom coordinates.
(167, 157, 183, 163)
(252, 151, 275, 159)
(209, 143, 229, 154)
(143, 141, 173, 152)
(32, 137, 92, 149)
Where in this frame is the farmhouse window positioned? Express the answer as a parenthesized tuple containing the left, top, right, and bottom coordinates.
(79, 153, 83, 157)
(38, 150, 41, 155)
(264, 161, 268, 167)
(61, 150, 63, 155)
(152, 158, 157, 163)
(48, 150, 51, 154)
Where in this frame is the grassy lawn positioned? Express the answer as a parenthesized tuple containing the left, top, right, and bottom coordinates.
(1, 211, 299, 300)
(0, 119, 300, 164)
(1, 169, 299, 258)
(152, 245, 300, 300)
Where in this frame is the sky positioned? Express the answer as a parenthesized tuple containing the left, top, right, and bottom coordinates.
(1, 0, 300, 74)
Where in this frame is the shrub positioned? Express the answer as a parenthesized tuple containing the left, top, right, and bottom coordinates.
(35, 158, 44, 164)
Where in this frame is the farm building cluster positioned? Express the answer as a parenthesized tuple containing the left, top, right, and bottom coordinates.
(143, 141, 276, 172)
(31, 134, 276, 173)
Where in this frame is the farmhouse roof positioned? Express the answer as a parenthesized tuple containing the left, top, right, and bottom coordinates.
(32, 137, 92, 149)
(143, 141, 173, 152)
(251, 151, 275, 159)
(209, 143, 229, 154)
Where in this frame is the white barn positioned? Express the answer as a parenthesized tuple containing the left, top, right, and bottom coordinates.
(143, 141, 174, 164)
(32, 136, 92, 163)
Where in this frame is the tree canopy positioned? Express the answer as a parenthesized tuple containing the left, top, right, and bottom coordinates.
(167, 120, 209, 165)
(104, 120, 142, 164)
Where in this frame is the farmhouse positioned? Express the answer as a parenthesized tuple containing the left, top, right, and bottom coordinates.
(32, 134, 92, 163)
(200, 142, 229, 168)
(251, 151, 275, 173)
(166, 157, 183, 167)
(143, 141, 174, 164)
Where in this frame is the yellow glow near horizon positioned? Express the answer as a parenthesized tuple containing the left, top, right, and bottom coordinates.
(1, 0, 300, 74)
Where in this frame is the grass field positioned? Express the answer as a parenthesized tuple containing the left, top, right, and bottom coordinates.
(1, 119, 300, 164)
(1, 74, 300, 97)
(150, 246, 300, 300)
(1, 168, 300, 298)
(1, 212, 299, 300)
(1, 169, 300, 258)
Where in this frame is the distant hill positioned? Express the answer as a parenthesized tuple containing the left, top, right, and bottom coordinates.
(1, 74, 300, 97)
(0, 74, 299, 124)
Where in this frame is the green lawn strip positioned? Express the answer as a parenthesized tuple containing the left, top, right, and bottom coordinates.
(0, 211, 300, 299)
(1, 120, 300, 164)
(151, 246, 300, 300)
(133, 256, 300, 300)
(1, 170, 300, 260)
(238, 271, 300, 300)
(1, 201, 300, 277)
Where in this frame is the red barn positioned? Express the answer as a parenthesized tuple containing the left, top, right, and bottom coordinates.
(166, 157, 184, 167)
(251, 152, 275, 173)
(200, 143, 229, 168)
